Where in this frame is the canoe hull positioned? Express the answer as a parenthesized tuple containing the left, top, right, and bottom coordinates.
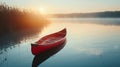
(31, 28, 66, 55)
(31, 38, 66, 55)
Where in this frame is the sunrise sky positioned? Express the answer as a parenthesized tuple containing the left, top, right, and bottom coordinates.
(1, 0, 120, 14)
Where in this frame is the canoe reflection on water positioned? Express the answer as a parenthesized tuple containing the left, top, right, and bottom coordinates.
(32, 40, 66, 67)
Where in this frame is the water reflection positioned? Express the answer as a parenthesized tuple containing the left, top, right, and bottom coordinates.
(74, 47, 103, 56)
(0, 18, 120, 67)
(0, 30, 40, 49)
(32, 41, 66, 67)
(0, 29, 44, 65)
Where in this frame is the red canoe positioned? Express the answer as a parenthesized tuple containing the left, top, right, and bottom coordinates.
(31, 28, 67, 55)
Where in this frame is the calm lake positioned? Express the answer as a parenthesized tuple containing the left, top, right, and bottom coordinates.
(0, 18, 120, 67)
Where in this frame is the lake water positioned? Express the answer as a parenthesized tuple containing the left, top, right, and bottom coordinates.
(0, 18, 120, 67)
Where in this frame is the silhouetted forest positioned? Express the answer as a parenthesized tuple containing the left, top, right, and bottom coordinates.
(51, 11, 120, 18)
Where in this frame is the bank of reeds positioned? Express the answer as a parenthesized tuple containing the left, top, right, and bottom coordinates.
(0, 4, 49, 35)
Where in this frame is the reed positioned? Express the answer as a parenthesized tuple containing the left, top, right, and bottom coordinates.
(0, 4, 49, 35)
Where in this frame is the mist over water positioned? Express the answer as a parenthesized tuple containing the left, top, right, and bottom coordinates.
(50, 18, 120, 26)
(0, 18, 120, 67)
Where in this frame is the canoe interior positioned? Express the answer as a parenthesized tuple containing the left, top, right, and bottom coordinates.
(35, 28, 66, 46)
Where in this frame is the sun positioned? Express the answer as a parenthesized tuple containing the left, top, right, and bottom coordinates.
(39, 7, 46, 14)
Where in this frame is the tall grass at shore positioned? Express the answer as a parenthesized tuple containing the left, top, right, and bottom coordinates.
(0, 4, 49, 35)
(0, 4, 50, 50)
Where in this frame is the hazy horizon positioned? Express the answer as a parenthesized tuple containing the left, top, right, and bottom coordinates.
(0, 0, 120, 14)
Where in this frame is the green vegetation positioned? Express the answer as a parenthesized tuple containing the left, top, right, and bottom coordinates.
(0, 4, 49, 35)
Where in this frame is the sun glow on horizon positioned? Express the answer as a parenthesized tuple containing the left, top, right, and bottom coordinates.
(39, 7, 47, 14)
